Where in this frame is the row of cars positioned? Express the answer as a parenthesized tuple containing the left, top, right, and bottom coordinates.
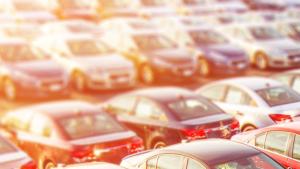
(2, 74, 300, 168)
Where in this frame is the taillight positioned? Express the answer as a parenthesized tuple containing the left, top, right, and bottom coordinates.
(129, 137, 144, 153)
(182, 128, 206, 140)
(71, 146, 92, 159)
(269, 114, 293, 124)
(21, 161, 36, 169)
(230, 120, 240, 130)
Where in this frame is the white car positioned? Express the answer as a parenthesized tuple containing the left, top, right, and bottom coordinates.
(221, 23, 300, 69)
(34, 34, 137, 91)
(196, 77, 300, 131)
(0, 23, 42, 40)
(102, 28, 198, 84)
(54, 162, 126, 169)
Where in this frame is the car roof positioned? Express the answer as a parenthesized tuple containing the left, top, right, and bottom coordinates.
(9, 100, 99, 119)
(122, 87, 195, 102)
(266, 122, 300, 134)
(55, 162, 124, 169)
(217, 77, 283, 90)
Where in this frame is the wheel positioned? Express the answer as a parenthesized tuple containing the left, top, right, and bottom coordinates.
(242, 125, 257, 132)
(152, 140, 167, 149)
(2, 78, 16, 101)
(255, 53, 268, 70)
(44, 161, 55, 169)
(198, 58, 210, 76)
(72, 71, 86, 91)
(140, 64, 154, 84)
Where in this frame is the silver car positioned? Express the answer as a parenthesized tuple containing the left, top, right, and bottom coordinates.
(196, 77, 300, 131)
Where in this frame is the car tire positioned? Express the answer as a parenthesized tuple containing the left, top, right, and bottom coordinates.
(72, 71, 86, 92)
(151, 140, 167, 149)
(242, 125, 257, 132)
(44, 161, 55, 169)
(140, 64, 154, 84)
(255, 53, 268, 70)
(198, 58, 210, 76)
(2, 78, 16, 101)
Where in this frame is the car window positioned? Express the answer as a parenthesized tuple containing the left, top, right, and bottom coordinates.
(29, 115, 52, 138)
(265, 131, 290, 155)
(292, 77, 300, 93)
(135, 98, 168, 121)
(225, 87, 256, 106)
(293, 135, 300, 160)
(200, 85, 226, 101)
(255, 132, 267, 149)
(157, 154, 184, 169)
(187, 159, 206, 169)
(107, 96, 137, 115)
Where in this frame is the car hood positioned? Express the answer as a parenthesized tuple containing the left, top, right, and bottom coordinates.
(200, 43, 248, 60)
(180, 113, 234, 127)
(0, 151, 32, 168)
(73, 54, 133, 71)
(69, 131, 136, 146)
(271, 102, 300, 117)
(257, 38, 300, 53)
(145, 48, 194, 64)
(12, 60, 65, 79)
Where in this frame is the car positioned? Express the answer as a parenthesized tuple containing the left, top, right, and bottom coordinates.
(155, 19, 249, 76)
(102, 29, 198, 84)
(41, 20, 101, 35)
(0, 23, 42, 40)
(103, 87, 239, 149)
(196, 77, 300, 132)
(34, 34, 137, 91)
(0, 38, 69, 100)
(221, 23, 300, 69)
(0, 135, 36, 169)
(121, 139, 284, 169)
(276, 20, 300, 42)
(243, 0, 286, 11)
(232, 122, 300, 168)
(54, 162, 125, 169)
(272, 69, 300, 94)
(1, 100, 144, 169)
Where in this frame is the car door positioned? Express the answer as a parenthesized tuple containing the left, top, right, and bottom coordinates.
(263, 131, 291, 168)
(287, 134, 300, 169)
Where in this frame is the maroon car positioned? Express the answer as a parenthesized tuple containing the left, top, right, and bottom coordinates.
(1, 101, 144, 169)
(0, 135, 36, 169)
(232, 122, 300, 169)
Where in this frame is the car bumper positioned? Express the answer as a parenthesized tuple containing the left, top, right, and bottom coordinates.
(210, 61, 249, 75)
(268, 57, 300, 68)
(86, 74, 137, 90)
(153, 65, 197, 80)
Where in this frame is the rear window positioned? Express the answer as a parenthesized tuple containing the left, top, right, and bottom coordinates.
(0, 137, 16, 154)
(168, 97, 223, 121)
(58, 113, 125, 140)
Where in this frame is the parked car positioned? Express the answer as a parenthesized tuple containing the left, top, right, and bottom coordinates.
(1, 101, 144, 169)
(155, 19, 249, 76)
(0, 135, 36, 169)
(102, 29, 198, 84)
(196, 77, 300, 131)
(121, 139, 284, 169)
(0, 23, 42, 40)
(221, 23, 300, 69)
(232, 122, 300, 168)
(0, 38, 69, 100)
(35, 34, 137, 91)
(272, 69, 300, 94)
(276, 20, 300, 42)
(103, 87, 239, 149)
(243, 0, 286, 11)
(54, 162, 125, 169)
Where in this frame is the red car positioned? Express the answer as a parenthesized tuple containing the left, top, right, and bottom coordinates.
(232, 122, 300, 169)
(0, 101, 144, 169)
(0, 135, 36, 169)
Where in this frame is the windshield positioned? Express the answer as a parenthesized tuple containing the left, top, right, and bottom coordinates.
(168, 97, 223, 121)
(256, 86, 300, 107)
(67, 40, 113, 56)
(213, 153, 283, 169)
(133, 34, 176, 51)
(59, 113, 125, 140)
(249, 26, 284, 40)
(1, 25, 40, 39)
(0, 137, 16, 154)
(189, 30, 228, 45)
(0, 44, 47, 62)
(12, 0, 48, 11)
